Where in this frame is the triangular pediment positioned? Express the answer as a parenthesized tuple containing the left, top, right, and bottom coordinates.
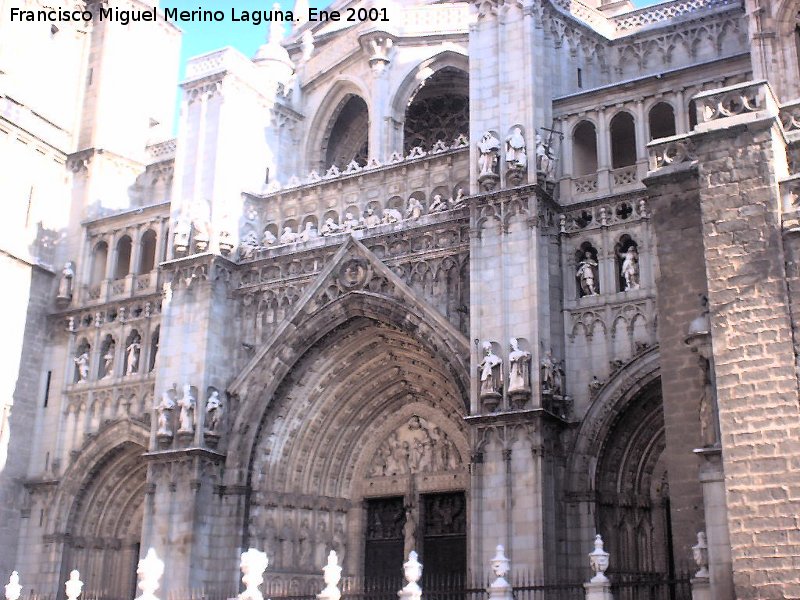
(229, 235, 469, 396)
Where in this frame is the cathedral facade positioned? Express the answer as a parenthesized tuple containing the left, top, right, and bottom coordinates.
(2, 0, 800, 598)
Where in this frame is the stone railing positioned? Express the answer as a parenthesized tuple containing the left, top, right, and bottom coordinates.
(611, 0, 740, 33)
(611, 165, 638, 189)
(183, 47, 255, 82)
(573, 173, 599, 195)
(694, 80, 779, 127)
(647, 134, 697, 170)
(780, 100, 800, 134)
(549, 0, 615, 37)
(146, 139, 177, 161)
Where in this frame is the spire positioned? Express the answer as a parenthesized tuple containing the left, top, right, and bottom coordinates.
(253, 2, 294, 87)
(268, 3, 285, 46)
(293, 0, 309, 27)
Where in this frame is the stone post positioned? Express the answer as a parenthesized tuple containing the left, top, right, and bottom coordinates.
(134, 548, 164, 600)
(239, 548, 269, 600)
(583, 535, 613, 600)
(690, 532, 710, 600)
(64, 570, 83, 600)
(4, 572, 21, 600)
(317, 551, 342, 600)
(487, 545, 512, 600)
(397, 551, 422, 600)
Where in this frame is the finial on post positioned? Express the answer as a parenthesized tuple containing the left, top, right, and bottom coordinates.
(397, 551, 422, 600)
(5, 572, 21, 600)
(239, 548, 269, 600)
(65, 570, 83, 600)
(588, 535, 610, 583)
(135, 548, 164, 600)
(317, 550, 342, 600)
(488, 545, 513, 600)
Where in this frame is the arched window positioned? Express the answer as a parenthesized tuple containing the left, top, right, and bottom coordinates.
(610, 112, 636, 168)
(91, 241, 108, 284)
(403, 67, 469, 154)
(138, 230, 157, 273)
(324, 95, 369, 170)
(648, 103, 676, 140)
(573, 121, 598, 176)
(114, 235, 132, 279)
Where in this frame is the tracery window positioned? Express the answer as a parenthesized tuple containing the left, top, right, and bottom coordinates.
(403, 67, 469, 154)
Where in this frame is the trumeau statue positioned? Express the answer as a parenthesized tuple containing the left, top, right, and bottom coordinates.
(577, 252, 599, 296)
(507, 338, 531, 396)
(477, 132, 501, 177)
(505, 127, 527, 169)
(177, 383, 195, 433)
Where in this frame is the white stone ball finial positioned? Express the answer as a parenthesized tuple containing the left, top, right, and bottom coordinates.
(692, 531, 709, 578)
(239, 548, 269, 600)
(398, 551, 422, 600)
(135, 548, 164, 600)
(65, 570, 83, 600)
(588, 534, 610, 583)
(5, 572, 21, 600)
(317, 551, 342, 600)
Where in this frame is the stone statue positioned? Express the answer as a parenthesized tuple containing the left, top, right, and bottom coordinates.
(477, 132, 501, 177)
(262, 228, 277, 246)
(619, 246, 640, 291)
(299, 221, 318, 242)
(174, 216, 191, 253)
(507, 338, 531, 396)
(58, 262, 75, 300)
(320, 218, 341, 236)
(429, 194, 448, 213)
(126, 337, 141, 375)
(364, 208, 381, 228)
(535, 134, 553, 176)
(177, 383, 195, 433)
(403, 505, 417, 558)
(279, 226, 299, 244)
(478, 342, 503, 403)
(540, 351, 560, 394)
(450, 189, 466, 209)
(102, 342, 115, 379)
(239, 231, 259, 260)
(74, 351, 90, 383)
(206, 389, 223, 433)
(406, 197, 423, 219)
(156, 390, 175, 435)
(343, 212, 362, 230)
(699, 377, 717, 447)
(577, 252, 599, 296)
(382, 208, 402, 224)
(505, 127, 527, 169)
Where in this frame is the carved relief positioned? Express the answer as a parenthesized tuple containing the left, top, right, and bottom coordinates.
(368, 416, 462, 477)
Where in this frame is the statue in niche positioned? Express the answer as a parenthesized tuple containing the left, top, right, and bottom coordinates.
(101, 341, 115, 379)
(314, 520, 329, 567)
(364, 208, 381, 228)
(577, 252, 599, 296)
(331, 523, 346, 569)
(403, 504, 417, 558)
(618, 246, 640, 291)
(297, 520, 313, 567)
(429, 194, 448, 213)
(477, 132, 501, 177)
(320, 218, 341, 236)
(406, 197, 423, 219)
(299, 222, 318, 242)
(478, 342, 503, 404)
(343, 212, 362, 230)
(174, 215, 191, 253)
(205, 390, 223, 433)
(262, 228, 277, 246)
(74, 350, 90, 383)
(156, 389, 175, 435)
(126, 336, 141, 375)
(279, 226, 300, 244)
(177, 383, 195, 433)
(57, 262, 75, 301)
(382, 208, 402, 224)
(536, 134, 554, 176)
(239, 231, 259, 260)
(540, 350, 563, 396)
(450, 189, 466, 209)
(505, 128, 527, 169)
(507, 338, 531, 397)
(280, 521, 294, 568)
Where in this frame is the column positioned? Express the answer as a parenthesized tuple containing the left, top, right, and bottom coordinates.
(596, 108, 611, 194)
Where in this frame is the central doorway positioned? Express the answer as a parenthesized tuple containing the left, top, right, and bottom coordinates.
(364, 492, 466, 583)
